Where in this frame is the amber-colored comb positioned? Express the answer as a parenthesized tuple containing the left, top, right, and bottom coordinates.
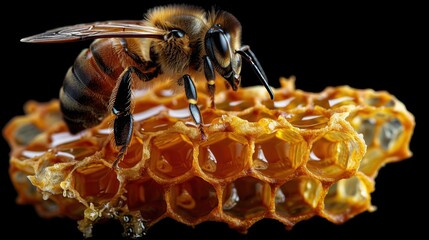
(3, 77, 415, 238)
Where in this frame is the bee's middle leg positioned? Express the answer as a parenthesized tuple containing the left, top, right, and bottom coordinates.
(182, 74, 207, 141)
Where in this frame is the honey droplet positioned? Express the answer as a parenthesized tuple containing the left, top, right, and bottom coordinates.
(253, 145, 268, 170)
(156, 155, 173, 173)
(275, 188, 286, 204)
(223, 184, 239, 210)
(176, 188, 196, 210)
(201, 148, 217, 173)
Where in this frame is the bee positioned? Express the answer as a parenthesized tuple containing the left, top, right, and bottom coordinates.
(21, 4, 274, 167)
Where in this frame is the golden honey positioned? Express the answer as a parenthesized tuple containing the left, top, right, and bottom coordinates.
(3, 77, 415, 238)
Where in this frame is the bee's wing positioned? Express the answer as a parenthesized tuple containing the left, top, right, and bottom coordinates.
(21, 20, 168, 43)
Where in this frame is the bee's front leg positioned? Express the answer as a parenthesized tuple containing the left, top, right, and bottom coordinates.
(203, 56, 216, 109)
(182, 74, 207, 141)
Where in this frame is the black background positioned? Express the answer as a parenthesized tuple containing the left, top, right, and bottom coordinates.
(1, 1, 424, 239)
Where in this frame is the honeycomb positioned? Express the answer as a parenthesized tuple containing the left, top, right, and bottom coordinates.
(3, 77, 415, 238)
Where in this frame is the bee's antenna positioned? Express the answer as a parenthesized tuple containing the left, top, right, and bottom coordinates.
(237, 46, 274, 99)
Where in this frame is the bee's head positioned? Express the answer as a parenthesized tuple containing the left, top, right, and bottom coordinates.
(205, 11, 242, 90)
(204, 10, 273, 99)
(204, 23, 241, 90)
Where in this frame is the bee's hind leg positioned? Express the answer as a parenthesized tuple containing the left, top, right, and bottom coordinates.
(182, 74, 207, 141)
(110, 66, 156, 168)
(110, 67, 135, 169)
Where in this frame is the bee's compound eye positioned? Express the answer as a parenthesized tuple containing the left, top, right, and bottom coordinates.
(206, 28, 230, 64)
(213, 31, 229, 58)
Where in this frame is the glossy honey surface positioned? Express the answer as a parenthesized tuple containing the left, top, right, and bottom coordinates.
(3, 77, 414, 238)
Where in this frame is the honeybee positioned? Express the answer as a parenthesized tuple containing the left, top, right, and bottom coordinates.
(21, 4, 274, 167)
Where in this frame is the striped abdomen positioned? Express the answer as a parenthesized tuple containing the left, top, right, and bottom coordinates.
(59, 38, 158, 134)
